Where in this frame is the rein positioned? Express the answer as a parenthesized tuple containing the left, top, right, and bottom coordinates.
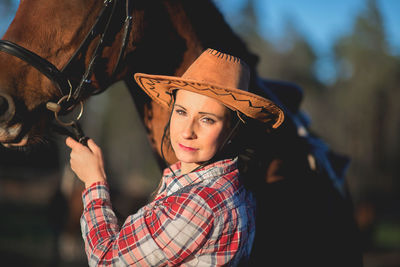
(0, 0, 133, 142)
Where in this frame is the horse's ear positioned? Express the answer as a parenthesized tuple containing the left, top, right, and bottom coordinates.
(262, 80, 304, 114)
(243, 51, 260, 70)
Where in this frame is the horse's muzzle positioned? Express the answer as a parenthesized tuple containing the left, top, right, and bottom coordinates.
(0, 92, 27, 146)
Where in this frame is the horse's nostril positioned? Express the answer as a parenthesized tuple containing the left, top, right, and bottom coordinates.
(0, 96, 9, 114)
(0, 93, 15, 124)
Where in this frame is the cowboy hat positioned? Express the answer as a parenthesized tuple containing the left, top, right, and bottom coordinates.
(134, 48, 284, 129)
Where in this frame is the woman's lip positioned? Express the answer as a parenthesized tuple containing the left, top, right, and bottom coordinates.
(179, 143, 198, 151)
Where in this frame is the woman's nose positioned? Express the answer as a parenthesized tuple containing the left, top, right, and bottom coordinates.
(181, 120, 197, 139)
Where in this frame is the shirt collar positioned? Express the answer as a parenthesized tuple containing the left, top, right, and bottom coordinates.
(158, 157, 238, 198)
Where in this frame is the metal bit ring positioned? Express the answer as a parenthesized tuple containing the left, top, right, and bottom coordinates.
(54, 95, 84, 126)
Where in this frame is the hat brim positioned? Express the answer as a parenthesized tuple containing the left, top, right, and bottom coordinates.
(134, 73, 284, 129)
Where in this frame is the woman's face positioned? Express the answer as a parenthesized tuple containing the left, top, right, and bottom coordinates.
(170, 90, 231, 171)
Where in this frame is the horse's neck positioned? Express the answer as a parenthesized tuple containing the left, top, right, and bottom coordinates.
(125, 0, 258, 77)
(167, 0, 260, 72)
(130, 0, 206, 76)
(162, 1, 205, 76)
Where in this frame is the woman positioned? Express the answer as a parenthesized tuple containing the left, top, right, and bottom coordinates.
(66, 48, 284, 266)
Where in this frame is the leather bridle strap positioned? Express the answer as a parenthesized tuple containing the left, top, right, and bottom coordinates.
(61, 0, 119, 100)
(110, 0, 133, 81)
(0, 0, 131, 111)
(0, 40, 72, 98)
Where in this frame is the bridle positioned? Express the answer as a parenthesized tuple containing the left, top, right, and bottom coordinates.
(0, 0, 133, 134)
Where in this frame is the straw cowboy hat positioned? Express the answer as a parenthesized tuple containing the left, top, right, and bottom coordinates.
(134, 48, 284, 129)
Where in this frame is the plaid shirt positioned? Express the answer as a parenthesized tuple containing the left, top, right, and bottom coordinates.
(81, 157, 256, 266)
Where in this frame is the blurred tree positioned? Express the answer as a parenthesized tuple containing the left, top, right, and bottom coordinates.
(262, 17, 323, 92)
(331, 0, 400, 202)
(228, 0, 322, 93)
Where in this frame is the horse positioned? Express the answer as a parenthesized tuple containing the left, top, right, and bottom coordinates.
(0, 0, 362, 265)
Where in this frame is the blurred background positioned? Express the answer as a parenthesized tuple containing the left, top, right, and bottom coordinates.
(0, 0, 399, 266)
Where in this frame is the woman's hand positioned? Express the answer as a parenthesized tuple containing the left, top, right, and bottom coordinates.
(65, 137, 106, 188)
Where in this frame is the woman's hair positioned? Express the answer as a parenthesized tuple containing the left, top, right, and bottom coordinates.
(148, 91, 276, 200)
(147, 90, 277, 201)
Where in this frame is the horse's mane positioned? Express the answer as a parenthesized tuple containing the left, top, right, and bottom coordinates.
(125, 0, 260, 81)
(178, 0, 260, 70)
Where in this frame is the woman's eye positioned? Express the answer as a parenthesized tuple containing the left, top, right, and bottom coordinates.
(175, 109, 186, 116)
(201, 117, 215, 124)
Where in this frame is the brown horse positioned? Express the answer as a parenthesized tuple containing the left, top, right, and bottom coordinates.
(0, 0, 362, 266)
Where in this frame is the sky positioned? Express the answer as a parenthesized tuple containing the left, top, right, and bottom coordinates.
(216, 0, 400, 55)
(1, 0, 399, 82)
(215, 0, 400, 82)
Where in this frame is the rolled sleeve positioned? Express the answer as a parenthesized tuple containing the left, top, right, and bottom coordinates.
(82, 181, 111, 207)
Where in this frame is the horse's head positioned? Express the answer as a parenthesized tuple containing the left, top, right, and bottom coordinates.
(0, 0, 130, 147)
(0, 0, 256, 162)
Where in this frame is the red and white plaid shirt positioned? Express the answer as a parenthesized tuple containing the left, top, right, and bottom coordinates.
(81, 157, 256, 266)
